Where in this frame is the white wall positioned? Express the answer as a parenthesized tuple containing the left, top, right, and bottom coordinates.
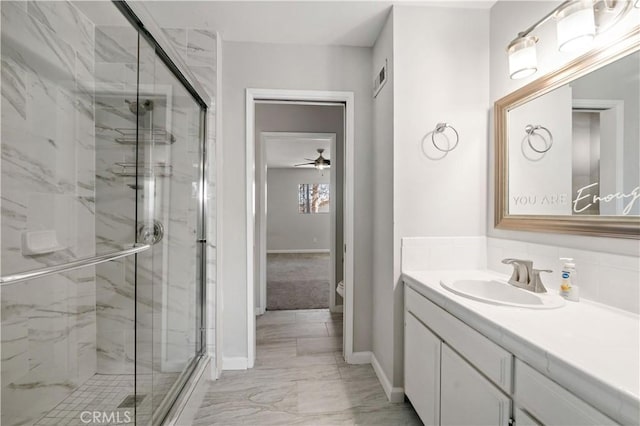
(489, 1, 640, 255)
(392, 4, 490, 388)
(222, 41, 373, 363)
(370, 5, 491, 392)
(267, 168, 330, 251)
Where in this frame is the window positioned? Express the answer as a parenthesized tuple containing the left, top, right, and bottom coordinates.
(298, 183, 330, 214)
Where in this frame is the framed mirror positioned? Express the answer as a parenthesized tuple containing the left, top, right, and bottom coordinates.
(495, 27, 640, 239)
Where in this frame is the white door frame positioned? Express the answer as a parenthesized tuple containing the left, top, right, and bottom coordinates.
(246, 89, 355, 366)
(258, 132, 338, 316)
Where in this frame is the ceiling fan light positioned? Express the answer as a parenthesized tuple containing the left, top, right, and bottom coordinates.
(556, 0, 596, 52)
(507, 35, 538, 79)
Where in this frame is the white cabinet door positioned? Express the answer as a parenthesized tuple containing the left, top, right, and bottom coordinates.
(404, 312, 441, 425)
(441, 344, 511, 426)
(515, 407, 541, 426)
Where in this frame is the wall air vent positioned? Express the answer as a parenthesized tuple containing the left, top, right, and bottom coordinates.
(373, 59, 388, 98)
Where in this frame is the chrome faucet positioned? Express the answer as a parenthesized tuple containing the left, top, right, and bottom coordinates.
(501, 258, 550, 293)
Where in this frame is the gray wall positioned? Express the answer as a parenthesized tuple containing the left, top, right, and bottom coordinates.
(371, 8, 396, 395)
(267, 168, 331, 251)
(221, 41, 373, 362)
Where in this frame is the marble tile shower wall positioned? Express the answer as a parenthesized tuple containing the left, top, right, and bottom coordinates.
(0, 1, 97, 425)
(93, 25, 139, 375)
(94, 25, 208, 377)
(162, 27, 218, 366)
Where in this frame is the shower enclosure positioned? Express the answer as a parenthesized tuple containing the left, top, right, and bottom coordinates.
(0, 1, 208, 424)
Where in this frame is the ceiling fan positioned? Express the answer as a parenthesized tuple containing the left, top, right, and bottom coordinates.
(294, 148, 331, 170)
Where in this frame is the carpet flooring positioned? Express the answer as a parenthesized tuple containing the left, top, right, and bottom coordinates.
(267, 253, 330, 310)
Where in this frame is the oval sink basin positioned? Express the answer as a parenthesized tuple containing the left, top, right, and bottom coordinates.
(441, 279, 565, 309)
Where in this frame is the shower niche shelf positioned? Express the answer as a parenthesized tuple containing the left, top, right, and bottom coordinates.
(115, 128, 176, 145)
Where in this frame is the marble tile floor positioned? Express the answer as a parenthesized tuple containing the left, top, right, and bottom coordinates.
(191, 309, 421, 425)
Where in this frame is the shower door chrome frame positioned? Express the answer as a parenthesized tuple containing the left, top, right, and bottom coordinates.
(111, 1, 209, 424)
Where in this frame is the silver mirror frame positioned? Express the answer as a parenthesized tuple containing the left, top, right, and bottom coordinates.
(495, 26, 640, 239)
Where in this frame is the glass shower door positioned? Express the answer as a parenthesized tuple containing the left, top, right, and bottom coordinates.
(134, 33, 206, 426)
(0, 1, 206, 424)
(0, 1, 142, 424)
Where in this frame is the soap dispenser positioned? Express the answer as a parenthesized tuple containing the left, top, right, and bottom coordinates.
(559, 258, 579, 301)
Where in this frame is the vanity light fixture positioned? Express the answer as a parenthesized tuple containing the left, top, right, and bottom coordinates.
(508, 36, 539, 79)
(556, 0, 596, 52)
(507, 0, 633, 79)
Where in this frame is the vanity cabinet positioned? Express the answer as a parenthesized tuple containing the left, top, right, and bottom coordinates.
(404, 281, 621, 426)
(440, 343, 511, 426)
(404, 286, 512, 425)
(514, 407, 541, 426)
(404, 312, 441, 425)
(514, 360, 616, 426)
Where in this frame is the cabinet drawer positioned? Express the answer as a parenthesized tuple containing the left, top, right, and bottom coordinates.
(405, 285, 512, 393)
(515, 360, 616, 426)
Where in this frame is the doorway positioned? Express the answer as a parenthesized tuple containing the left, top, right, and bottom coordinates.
(259, 131, 339, 313)
(245, 89, 355, 367)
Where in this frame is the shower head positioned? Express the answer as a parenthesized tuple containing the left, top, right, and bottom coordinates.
(125, 99, 153, 116)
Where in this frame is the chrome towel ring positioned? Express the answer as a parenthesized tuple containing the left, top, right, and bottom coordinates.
(432, 122, 459, 152)
(525, 124, 553, 153)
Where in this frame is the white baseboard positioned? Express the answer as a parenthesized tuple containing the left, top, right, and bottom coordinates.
(210, 361, 219, 380)
(347, 351, 371, 364)
(330, 304, 344, 313)
(371, 353, 405, 403)
(267, 249, 330, 254)
(255, 307, 265, 316)
(222, 357, 248, 370)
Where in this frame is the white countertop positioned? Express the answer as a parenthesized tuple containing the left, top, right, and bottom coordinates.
(403, 269, 640, 425)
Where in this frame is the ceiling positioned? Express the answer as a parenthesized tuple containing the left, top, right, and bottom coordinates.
(265, 134, 332, 168)
(141, 1, 496, 47)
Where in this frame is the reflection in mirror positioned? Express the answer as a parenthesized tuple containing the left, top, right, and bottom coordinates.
(507, 50, 639, 217)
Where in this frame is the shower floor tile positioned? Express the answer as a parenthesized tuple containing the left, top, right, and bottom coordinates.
(34, 374, 143, 426)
